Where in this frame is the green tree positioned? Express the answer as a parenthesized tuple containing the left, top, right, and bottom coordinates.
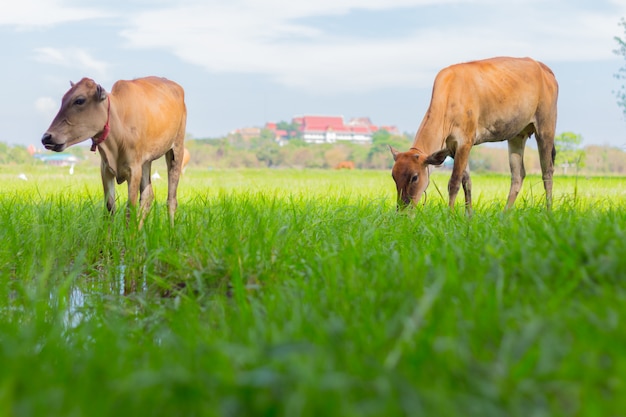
(555, 132, 585, 174)
(284, 138, 307, 148)
(0, 143, 32, 164)
(614, 18, 626, 118)
(0, 142, 8, 164)
(276, 121, 301, 139)
(367, 129, 411, 169)
(252, 129, 280, 167)
(7, 145, 31, 164)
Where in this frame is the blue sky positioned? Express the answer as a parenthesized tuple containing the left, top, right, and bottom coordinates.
(2, 0, 626, 149)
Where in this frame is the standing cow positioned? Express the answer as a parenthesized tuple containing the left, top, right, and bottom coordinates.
(390, 56, 558, 212)
(41, 76, 187, 224)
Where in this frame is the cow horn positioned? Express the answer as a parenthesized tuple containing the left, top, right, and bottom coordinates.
(389, 145, 399, 161)
(96, 84, 107, 101)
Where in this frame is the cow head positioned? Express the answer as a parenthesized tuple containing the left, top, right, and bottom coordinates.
(390, 146, 450, 209)
(41, 78, 108, 152)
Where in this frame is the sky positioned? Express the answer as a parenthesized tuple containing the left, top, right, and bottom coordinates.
(2, 0, 626, 149)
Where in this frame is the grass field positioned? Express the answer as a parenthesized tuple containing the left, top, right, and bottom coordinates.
(1, 164, 626, 417)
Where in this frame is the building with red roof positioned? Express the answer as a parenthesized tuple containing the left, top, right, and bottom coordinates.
(290, 115, 398, 144)
(261, 115, 401, 145)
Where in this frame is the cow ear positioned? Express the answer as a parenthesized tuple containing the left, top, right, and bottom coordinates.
(425, 148, 451, 166)
(389, 145, 400, 161)
(95, 84, 107, 101)
(70, 81, 75, 87)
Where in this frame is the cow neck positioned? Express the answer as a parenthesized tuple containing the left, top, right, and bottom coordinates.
(411, 110, 448, 156)
(411, 130, 442, 155)
(411, 138, 444, 156)
(91, 96, 111, 152)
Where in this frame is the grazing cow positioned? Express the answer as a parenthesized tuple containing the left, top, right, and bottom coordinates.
(334, 160, 355, 170)
(390, 56, 558, 212)
(41, 76, 187, 223)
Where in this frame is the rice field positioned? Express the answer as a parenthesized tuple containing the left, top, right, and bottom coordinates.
(1, 164, 625, 417)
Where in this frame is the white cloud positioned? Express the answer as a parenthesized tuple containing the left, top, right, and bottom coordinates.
(35, 97, 59, 122)
(117, 0, 626, 93)
(0, 0, 110, 28)
(33, 47, 110, 80)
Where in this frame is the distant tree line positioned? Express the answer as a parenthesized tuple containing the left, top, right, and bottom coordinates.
(180, 129, 626, 174)
(0, 142, 32, 164)
(183, 128, 413, 170)
(3, 130, 626, 174)
(469, 132, 626, 175)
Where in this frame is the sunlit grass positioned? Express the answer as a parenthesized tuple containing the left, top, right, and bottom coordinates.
(0, 165, 625, 416)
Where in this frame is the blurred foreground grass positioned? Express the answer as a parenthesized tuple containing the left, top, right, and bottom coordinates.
(0, 165, 625, 416)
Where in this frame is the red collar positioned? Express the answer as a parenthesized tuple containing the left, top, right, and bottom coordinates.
(91, 96, 111, 152)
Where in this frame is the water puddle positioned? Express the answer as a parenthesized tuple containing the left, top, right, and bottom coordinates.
(63, 263, 148, 329)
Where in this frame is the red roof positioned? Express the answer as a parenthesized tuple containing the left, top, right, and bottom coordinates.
(380, 125, 400, 134)
(300, 116, 345, 131)
(295, 115, 378, 135)
(350, 126, 370, 134)
(348, 117, 373, 127)
(286, 115, 395, 138)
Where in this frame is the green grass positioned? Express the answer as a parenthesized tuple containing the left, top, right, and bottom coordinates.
(1, 165, 626, 416)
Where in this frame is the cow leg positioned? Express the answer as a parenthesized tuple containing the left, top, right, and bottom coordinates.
(165, 147, 183, 224)
(101, 160, 116, 214)
(506, 135, 528, 209)
(137, 161, 154, 228)
(448, 144, 472, 210)
(535, 130, 556, 211)
(140, 162, 154, 212)
(126, 166, 142, 224)
(461, 166, 472, 214)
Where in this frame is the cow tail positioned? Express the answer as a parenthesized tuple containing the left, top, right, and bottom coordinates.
(551, 144, 556, 164)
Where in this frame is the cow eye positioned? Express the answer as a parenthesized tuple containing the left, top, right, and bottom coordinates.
(410, 174, 419, 183)
(73, 97, 86, 106)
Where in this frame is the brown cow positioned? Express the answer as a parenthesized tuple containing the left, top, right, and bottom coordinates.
(334, 160, 355, 170)
(390, 56, 558, 212)
(41, 76, 187, 223)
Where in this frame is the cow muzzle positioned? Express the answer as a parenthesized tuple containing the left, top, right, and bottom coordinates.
(41, 133, 66, 152)
(396, 198, 411, 211)
(396, 190, 427, 211)
(396, 189, 414, 211)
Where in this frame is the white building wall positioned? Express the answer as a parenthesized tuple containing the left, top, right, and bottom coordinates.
(302, 130, 373, 144)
